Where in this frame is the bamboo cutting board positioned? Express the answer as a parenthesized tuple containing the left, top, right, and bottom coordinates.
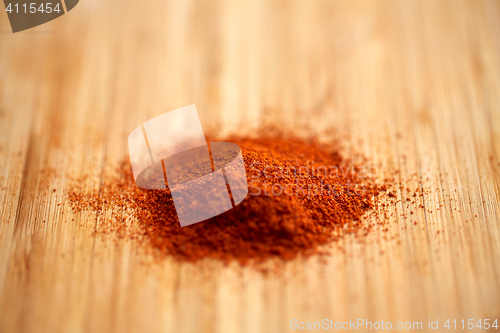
(1, 0, 500, 332)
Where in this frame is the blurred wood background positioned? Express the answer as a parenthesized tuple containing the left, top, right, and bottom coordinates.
(1, 0, 500, 332)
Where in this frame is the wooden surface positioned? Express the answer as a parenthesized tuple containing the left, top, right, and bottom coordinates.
(1, 0, 500, 332)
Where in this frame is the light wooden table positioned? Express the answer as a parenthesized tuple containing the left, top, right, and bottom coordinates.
(1, 0, 499, 332)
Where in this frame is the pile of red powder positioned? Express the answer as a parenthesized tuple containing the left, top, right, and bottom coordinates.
(68, 133, 390, 265)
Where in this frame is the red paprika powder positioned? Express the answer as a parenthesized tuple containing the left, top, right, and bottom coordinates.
(68, 132, 390, 266)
